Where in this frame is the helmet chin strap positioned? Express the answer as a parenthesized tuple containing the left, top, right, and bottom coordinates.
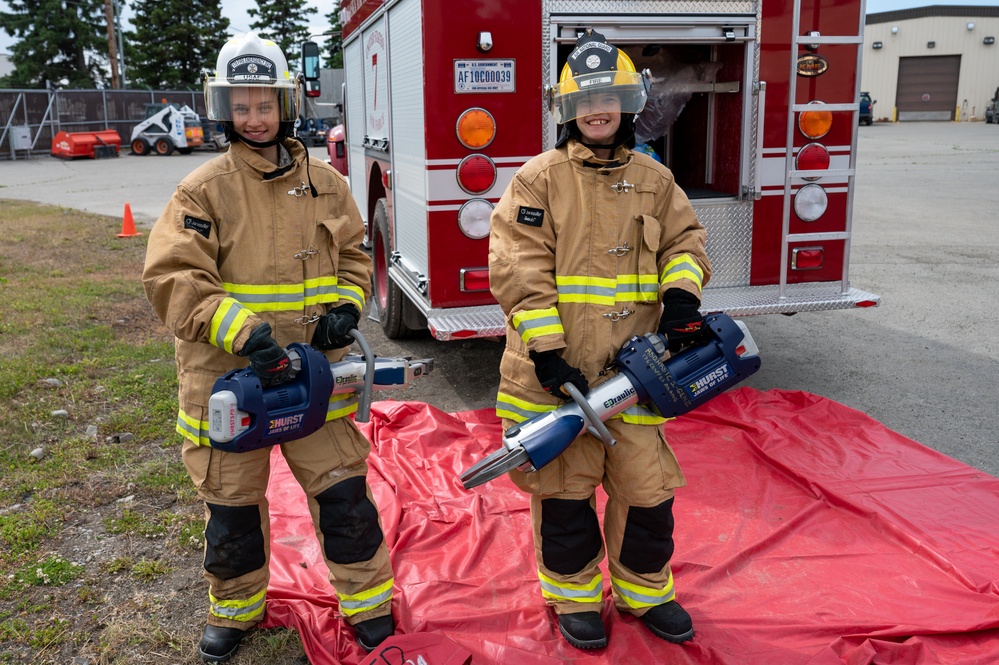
(222, 122, 318, 198)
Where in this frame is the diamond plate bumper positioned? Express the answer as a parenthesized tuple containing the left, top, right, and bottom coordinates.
(423, 285, 878, 340)
(427, 305, 506, 341)
(700, 284, 880, 317)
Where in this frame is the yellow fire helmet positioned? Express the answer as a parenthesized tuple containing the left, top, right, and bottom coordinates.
(203, 33, 301, 124)
(548, 29, 652, 124)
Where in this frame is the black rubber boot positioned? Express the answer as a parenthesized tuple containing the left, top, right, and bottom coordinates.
(640, 601, 694, 643)
(198, 625, 247, 663)
(558, 611, 608, 649)
(355, 614, 395, 652)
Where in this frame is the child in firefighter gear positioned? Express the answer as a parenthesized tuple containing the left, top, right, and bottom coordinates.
(489, 30, 711, 650)
(142, 33, 394, 663)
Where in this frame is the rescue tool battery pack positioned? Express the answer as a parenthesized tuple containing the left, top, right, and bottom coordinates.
(209, 342, 333, 453)
(208, 338, 434, 453)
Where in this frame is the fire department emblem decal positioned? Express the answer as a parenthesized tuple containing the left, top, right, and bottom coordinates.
(585, 54, 601, 69)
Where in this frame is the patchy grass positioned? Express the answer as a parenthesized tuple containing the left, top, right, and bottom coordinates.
(0, 200, 307, 663)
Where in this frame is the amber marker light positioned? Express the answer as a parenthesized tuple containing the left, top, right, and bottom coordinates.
(798, 101, 833, 139)
(456, 108, 497, 149)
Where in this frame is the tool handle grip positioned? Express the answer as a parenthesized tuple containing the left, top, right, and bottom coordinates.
(350, 329, 374, 422)
(564, 383, 616, 447)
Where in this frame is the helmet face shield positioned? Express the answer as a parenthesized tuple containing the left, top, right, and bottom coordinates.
(204, 79, 300, 122)
(203, 33, 301, 123)
(549, 71, 649, 124)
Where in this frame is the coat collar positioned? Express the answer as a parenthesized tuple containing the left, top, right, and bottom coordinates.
(566, 139, 633, 170)
(229, 139, 306, 180)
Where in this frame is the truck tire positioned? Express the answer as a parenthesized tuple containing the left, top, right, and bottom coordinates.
(371, 198, 419, 338)
(131, 138, 150, 156)
(154, 138, 175, 156)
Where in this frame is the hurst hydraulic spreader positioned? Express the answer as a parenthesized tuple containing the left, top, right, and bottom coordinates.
(460, 313, 761, 489)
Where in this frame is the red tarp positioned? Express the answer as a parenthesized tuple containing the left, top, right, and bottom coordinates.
(260, 388, 999, 664)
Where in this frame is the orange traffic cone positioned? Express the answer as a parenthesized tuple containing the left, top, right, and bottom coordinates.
(116, 203, 142, 238)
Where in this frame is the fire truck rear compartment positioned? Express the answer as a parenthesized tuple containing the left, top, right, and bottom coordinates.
(555, 39, 746, 201)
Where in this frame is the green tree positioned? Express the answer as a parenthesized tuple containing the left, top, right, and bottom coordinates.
(0, 0, 110, 88)
(126, 0, 230, 89)
(247, 0, 316, 64)
(322, 8, 342, 69)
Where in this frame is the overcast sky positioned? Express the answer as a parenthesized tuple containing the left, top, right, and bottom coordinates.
(1, 0, 997, 56)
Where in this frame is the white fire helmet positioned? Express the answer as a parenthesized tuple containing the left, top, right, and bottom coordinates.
(204, 33, 300, 123)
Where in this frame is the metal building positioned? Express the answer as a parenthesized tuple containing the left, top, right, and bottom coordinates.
(862, 5, 999, 121)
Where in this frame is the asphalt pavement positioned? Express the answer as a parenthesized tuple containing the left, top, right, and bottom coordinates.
(2, 122, 997, 478)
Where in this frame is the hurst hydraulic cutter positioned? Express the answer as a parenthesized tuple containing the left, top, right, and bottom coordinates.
(208, 330, 432, 453)
(460, 313, 761, 489)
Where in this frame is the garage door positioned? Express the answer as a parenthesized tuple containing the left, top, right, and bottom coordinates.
(895, 55, 961, 121)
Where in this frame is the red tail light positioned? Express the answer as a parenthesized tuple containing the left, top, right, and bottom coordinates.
(460, 268, 491, 292)
(791, 247, 824, 270)
(456, 154, 496, 195)
(796, 143, 830, 179)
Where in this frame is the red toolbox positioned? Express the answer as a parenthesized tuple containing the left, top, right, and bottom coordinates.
(51, 130, 121, 159)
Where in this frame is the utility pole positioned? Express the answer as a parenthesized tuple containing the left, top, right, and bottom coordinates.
(114, 0, 127, 87)
(104, 0, 120, 89)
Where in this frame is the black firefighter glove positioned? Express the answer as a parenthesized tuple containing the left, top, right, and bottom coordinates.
(529, 349, 590, 402)
(311, 304, 360, 350)
(238, 323, 294, 387)
(657, 288, 707, 353)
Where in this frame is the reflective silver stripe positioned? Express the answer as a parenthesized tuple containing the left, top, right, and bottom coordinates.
(176, 410, 210, 446)
(213, 304, 244, 350)
(495, 394, 554, 423)
(338, 586, 392, 612)
(611, 580, 674, 607)
(515, 313, 561, 337)
(615, 276, 660, 300)
(539, 577, 603, 602)
(557, 283, 617, 300)
(210, 594, 265, 620)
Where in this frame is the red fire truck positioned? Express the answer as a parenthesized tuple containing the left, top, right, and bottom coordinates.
(337, 0, 879, 340)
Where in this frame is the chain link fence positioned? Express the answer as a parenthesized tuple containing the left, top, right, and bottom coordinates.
(0, 88, 212, 160)
(0, 71, 344, 160)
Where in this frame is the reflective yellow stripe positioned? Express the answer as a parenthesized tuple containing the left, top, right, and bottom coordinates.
(616, 274, 660, 302)
(338, 577, 394, 616)
(222, 278, 341, 312)
(209, 588, 266, 622)
(614, 405, 668, 425)
(539, 571, 603, 604)
(557, 274, 660, 304)
(495, 392, 556, 423)
(211, 297, 253, 353)
(557, 275, 616, 305)
(611, 572, 675, 609)
(660, 254, 704, 290)
(337, 283, 365, 310)
(327, 393, 359, 420)
(512, 307, 564, 344)
(177, 408, 211, 446)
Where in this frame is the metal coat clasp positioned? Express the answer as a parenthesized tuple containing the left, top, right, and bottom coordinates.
(294, 312, 321, 325)
(602, 308, 634, 322)
(608, 242, 633, 257)
(294, 246, 319, 260)
(610, 180, 635, 193)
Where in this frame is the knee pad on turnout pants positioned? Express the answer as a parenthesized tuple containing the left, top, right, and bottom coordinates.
(204, 503, 267, 580)
(540, 497, 602, 575)
(315, 475, 384, 564)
